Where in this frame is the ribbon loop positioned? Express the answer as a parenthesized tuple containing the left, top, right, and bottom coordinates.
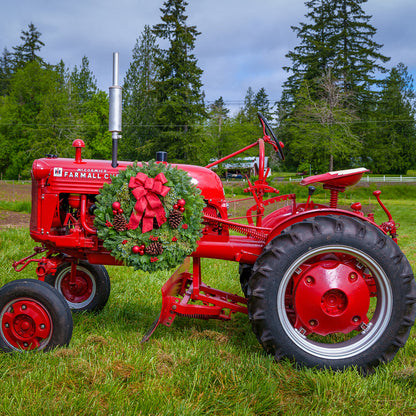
(128, 171, 170, 233)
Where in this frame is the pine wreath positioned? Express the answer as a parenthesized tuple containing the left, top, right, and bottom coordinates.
(94, 160, 205, 272)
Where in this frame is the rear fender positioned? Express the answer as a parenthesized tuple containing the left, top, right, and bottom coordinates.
(265, 209, 384, 245)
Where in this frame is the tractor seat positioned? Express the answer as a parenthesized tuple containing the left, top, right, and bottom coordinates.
(300, 167, 369, 189)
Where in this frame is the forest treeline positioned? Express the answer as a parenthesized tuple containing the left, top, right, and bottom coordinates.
(1, 0, 415, 179)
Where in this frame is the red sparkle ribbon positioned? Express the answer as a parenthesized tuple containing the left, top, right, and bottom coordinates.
(128, 172, 170, 233)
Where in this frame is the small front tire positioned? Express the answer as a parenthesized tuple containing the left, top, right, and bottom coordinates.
(0, 279, 73, 352)
(45, 261, 110, 312)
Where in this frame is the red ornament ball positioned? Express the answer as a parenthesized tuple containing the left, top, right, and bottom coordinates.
(118, 208, 124, 214)
(112, 210, 118, 215)
(132, 245, 141, 254)
(173, 204, 179, 210)
(112, 201, 121, 210)
(178, 199, 186, 207)
(179, 206, 185, 213)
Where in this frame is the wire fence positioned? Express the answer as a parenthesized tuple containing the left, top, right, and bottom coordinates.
(289, 175, 416, 183)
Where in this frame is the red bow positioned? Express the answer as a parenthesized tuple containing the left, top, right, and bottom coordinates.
(128, 172, 170, 233)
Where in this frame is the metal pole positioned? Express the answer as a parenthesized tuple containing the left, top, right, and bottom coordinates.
(109, 52, 122, 168)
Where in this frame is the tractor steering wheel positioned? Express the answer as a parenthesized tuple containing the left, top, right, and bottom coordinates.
(257, 112, 285, 160)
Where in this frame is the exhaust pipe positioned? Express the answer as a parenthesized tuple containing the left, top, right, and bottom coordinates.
(109, 52, 122, 168)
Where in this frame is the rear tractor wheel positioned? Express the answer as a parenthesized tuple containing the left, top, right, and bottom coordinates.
(248, 215, 416, 372)
(46, 261, 110, 312)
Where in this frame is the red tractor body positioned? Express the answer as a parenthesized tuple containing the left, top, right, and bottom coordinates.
(2, 54, 415, 373)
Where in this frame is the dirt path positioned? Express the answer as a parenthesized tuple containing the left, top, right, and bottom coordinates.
(0, 182, 31, 228)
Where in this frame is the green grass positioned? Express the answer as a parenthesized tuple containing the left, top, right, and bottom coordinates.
(0, 200, 31, 213)
(0, 199, 416, 415)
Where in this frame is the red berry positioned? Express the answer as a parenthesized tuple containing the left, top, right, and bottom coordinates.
(173, 204, 179, 210)
(178, 199, 186, 207)
(139, 250, 145, 256)
(179, 206, 185, 212)
(132, 246, 140, 254)
(112, 210, 118, 215)
(118, 208, 124, 214)
(112, 201, 121, 210)
(140, 244, 145, 250)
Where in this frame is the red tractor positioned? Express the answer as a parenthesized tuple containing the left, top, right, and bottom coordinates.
(2, 54, 415, 372)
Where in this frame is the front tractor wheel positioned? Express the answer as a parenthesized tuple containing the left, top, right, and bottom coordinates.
(0, 279, 73, 352)
(248, 215, 416, 372)
(46, 261, 110, 312)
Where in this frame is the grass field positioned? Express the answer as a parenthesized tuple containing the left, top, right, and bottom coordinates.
(0, 184, 415, 415)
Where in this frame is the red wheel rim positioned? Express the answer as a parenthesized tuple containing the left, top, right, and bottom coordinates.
(1, 298, 52, 350)
(59, 269, 94, 304)
(278, 246, 393, 360)
(291, 259, 370, 335)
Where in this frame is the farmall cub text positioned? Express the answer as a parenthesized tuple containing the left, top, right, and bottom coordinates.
(3, 54, 416, 373)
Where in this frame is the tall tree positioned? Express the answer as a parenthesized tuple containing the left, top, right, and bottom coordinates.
(121, 25, 159, 161)
(278, 0, 390, 172)
(152, 0, 207, 162)
(70, 56, 98, 104)
(364, 63, 416, 174)
(0, 48, 13, 95)
(12, 23, 45, 68)
(0, 62, 70, 178)
(287, 70, 360, 172)
(282, 0, 389, 105)
(254, 87, 272, 121)
(207, 97, 230, 158)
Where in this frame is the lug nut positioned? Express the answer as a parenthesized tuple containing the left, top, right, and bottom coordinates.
(40, 324, 45, 329)
(349, 273, 358, 282)
(4, 323, 9, 328)
(309, 319, 318, 327)
(305, 276, 314, 285)
(352, 316, 360, 323)
(21, 305, 27, 310)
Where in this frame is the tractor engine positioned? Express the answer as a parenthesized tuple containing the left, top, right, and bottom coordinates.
(30, 144, 226, 263)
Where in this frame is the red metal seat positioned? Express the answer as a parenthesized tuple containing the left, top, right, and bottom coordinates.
(300, 167, 369, 188)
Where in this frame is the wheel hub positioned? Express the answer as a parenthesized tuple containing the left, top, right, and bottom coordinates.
(60, 272, 93, 303)
(294, 260, 370, 335)
(1, 300, 51, 350)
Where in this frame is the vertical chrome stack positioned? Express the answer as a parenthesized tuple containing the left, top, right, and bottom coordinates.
(109, 52, 122, 168)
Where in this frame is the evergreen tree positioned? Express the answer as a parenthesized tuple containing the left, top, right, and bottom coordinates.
(278, 0, 390, 172)
(238, 87, 257, 123)
(0, 48, 13, 95)
(70, 56, 98, 104)
(121, 25, 159, 161)
(207, 97, 230, 158)
(282, 0, 389, 105)
(364, 63, 416, 173)
(287, 70, 360, 172)
(254, 87, 272, 121)
(12, 23, 45, 68)
(0, 62, 70, 178)
(152, 0, 207, 162)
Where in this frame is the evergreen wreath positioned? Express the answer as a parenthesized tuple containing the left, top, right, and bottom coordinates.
(94, 160, 205, 272)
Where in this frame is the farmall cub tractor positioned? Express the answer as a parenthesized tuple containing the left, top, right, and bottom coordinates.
(2, 54, 416, 373)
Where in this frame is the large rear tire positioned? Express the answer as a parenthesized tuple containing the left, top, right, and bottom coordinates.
(0, 279, 73, 352)
(45, 261, 110, 312)
(248, 215, 416, 372)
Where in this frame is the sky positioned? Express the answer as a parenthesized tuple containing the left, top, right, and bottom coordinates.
(2, 0, 416, 112)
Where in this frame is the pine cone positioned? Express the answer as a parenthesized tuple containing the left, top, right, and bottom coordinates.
(145, 242, 164, 255)
(168, 209, 183, 229)
(113, 213, 128, 232)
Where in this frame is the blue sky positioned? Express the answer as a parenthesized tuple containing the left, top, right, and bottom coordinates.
(2, 0, 416, 111)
